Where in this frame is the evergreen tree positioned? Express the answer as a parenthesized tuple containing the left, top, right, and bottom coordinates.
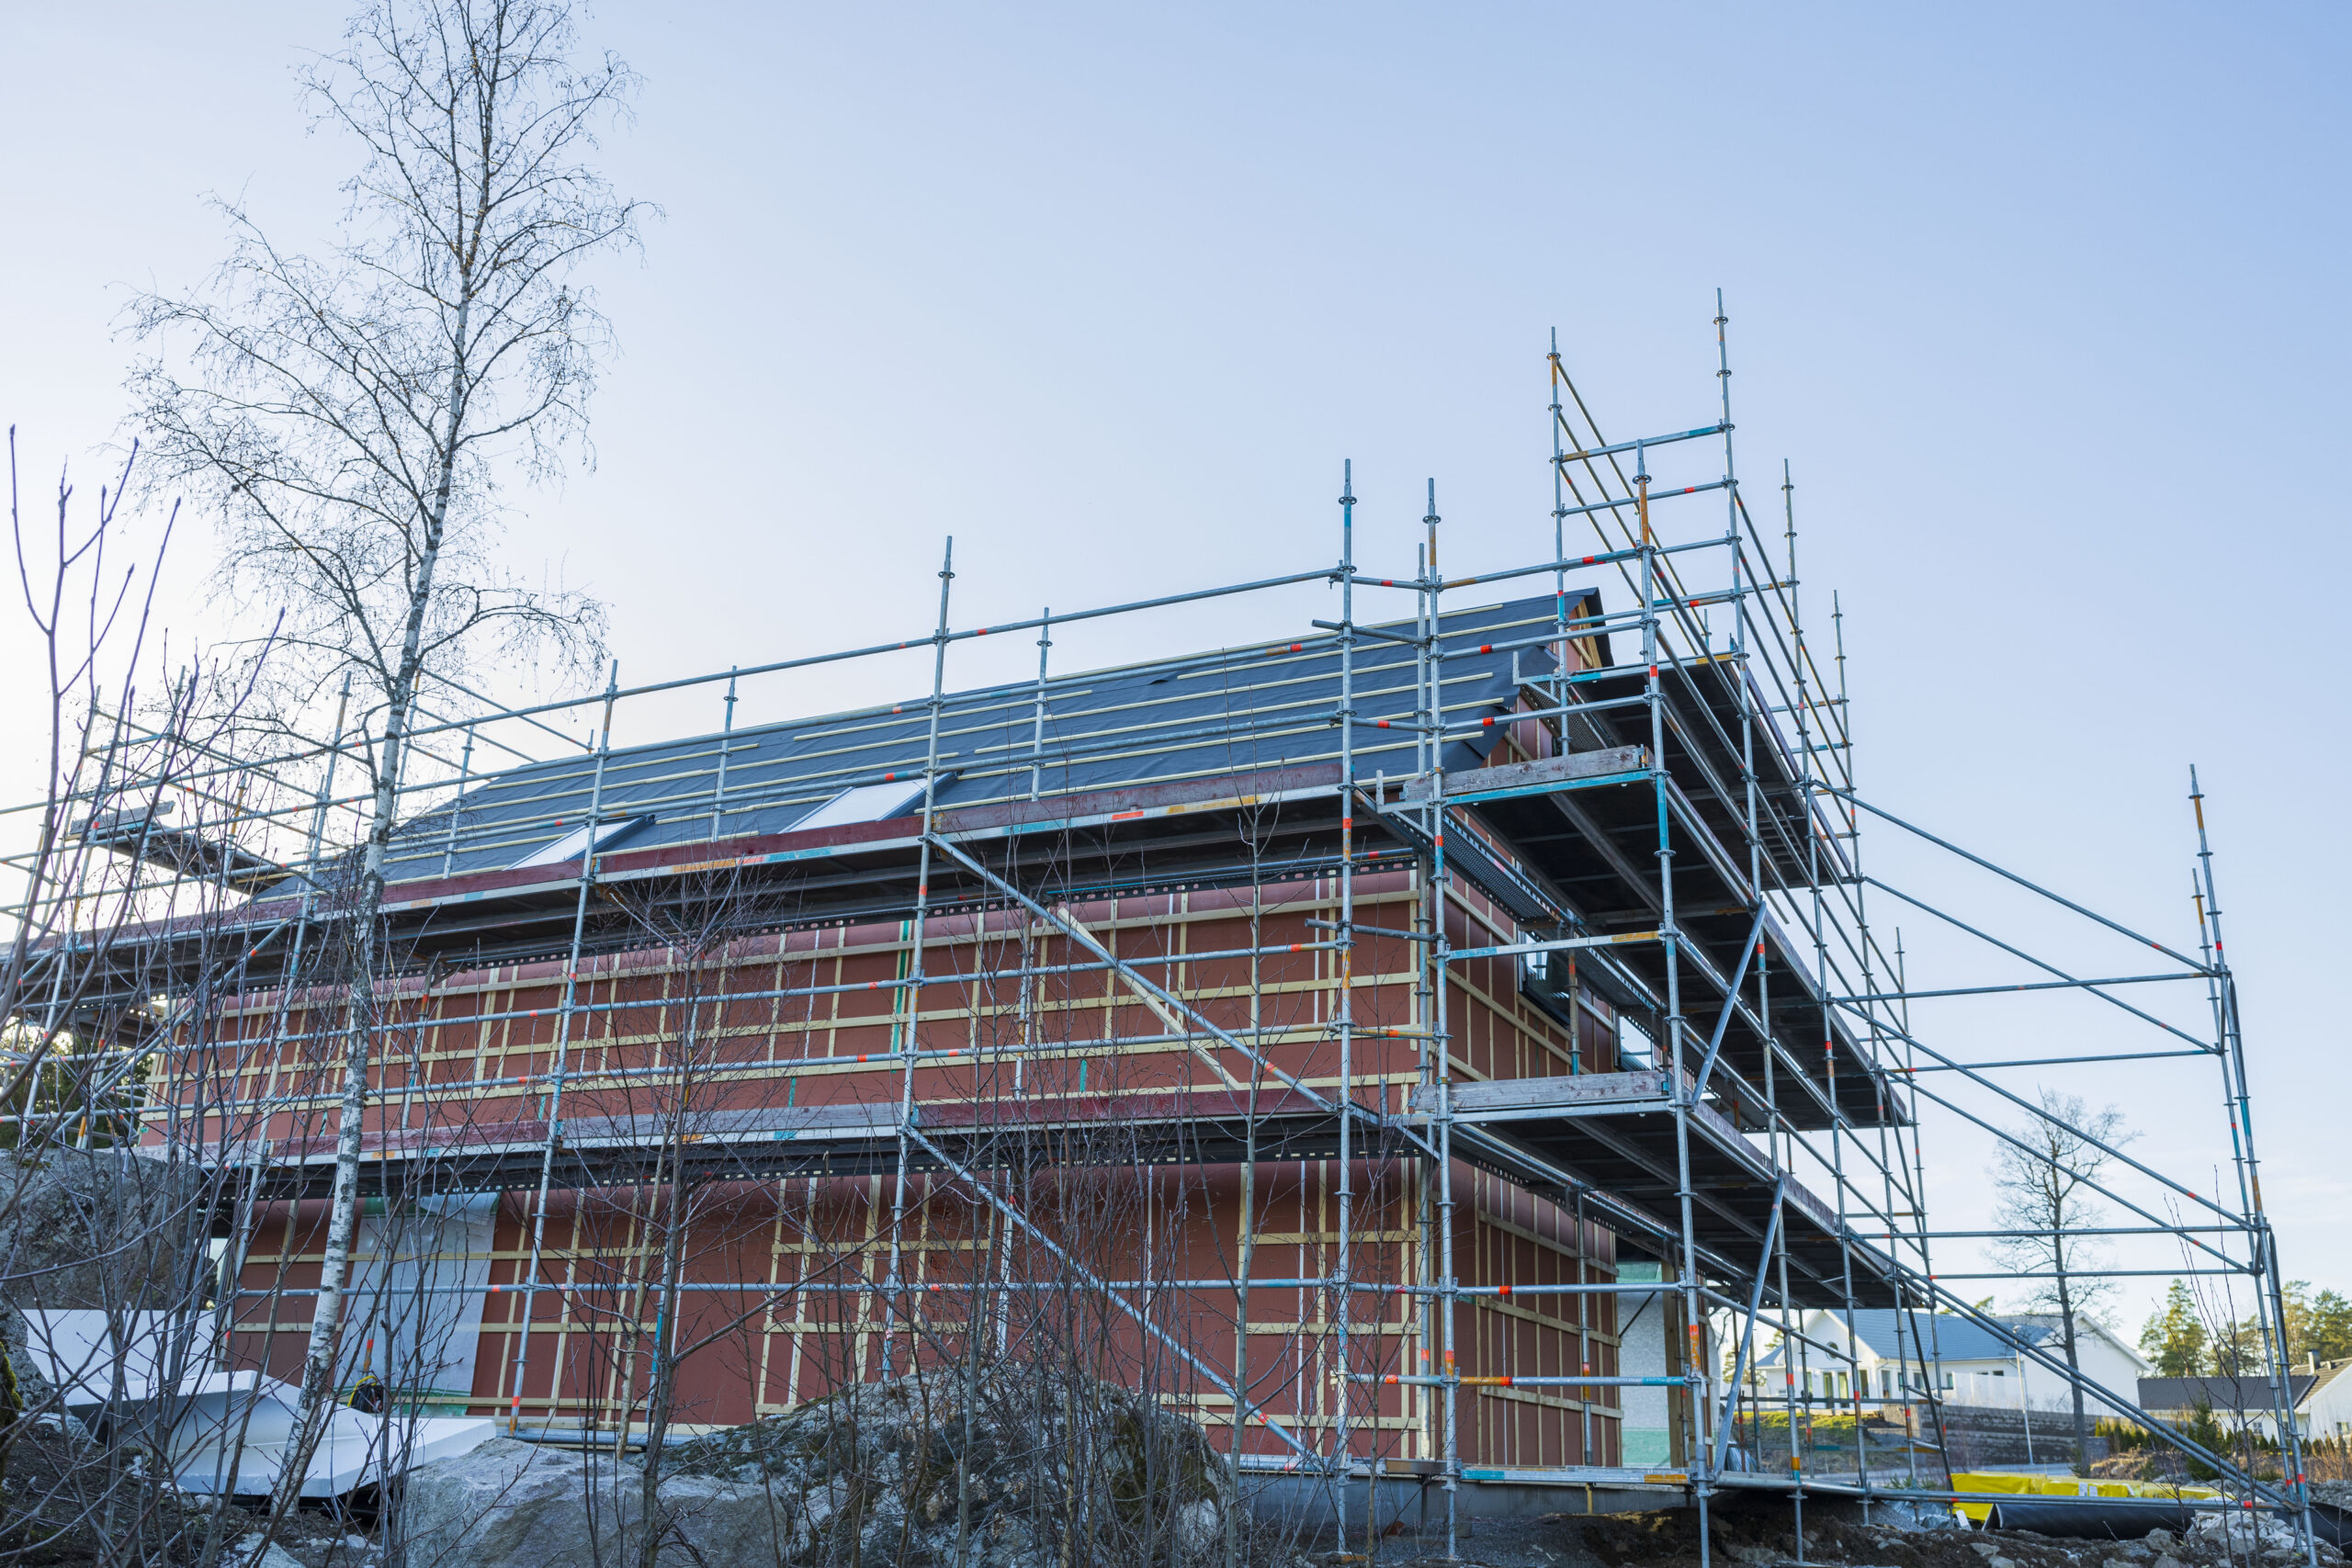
(2140, 1280, 2210, 1377)
(2272, 1281, 2352, 1367)
(2310, 1289, 2352, 1362)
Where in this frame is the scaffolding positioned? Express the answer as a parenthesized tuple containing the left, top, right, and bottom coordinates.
(2, 304, 2322, 1563)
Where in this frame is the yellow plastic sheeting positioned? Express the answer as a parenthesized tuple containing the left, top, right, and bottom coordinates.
(1949, 1472, 2219, 1524)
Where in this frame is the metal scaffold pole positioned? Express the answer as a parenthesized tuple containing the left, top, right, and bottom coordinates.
(506, 660, 619, 1434)
(1551, 331, 1572, 712)
(1789, 461, 1825, 1555)
(2190, 770, 2318, 1566)
(1419, 476, 1462, 1561)
(881, 537, 956, 1381)
(1641, 423, 1711, 1563)
(1332, 460, 1359, 1541)
(1717, 290, 1760, 1508)
(1826, 592, 1871, 1509)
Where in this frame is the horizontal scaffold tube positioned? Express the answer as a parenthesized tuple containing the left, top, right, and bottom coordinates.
(238, 1276, 1703, 1301)
(1906, 1048, 2211, 1071)
(1361, 1374, 1690, 1388)
(1444, 929, 1667, 963)
(1554, 422, 1729, 466)
(246, 1277, 1390, 1298)
(1436, 533, 1740, 595)
(1551, 479, 1732, 521)
(1839, 972, 2201, 1003)
(181, 935, 1351, 1042)
(147, 1022, 1370, 1113)
(1442, 694, 1652, 735)
(1929, 1269, 2256, 1280)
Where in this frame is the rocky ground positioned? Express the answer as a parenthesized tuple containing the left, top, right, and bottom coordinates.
(1304, 1490, 2348, 1568)
(10, 1481, 2346, 1568)
(0, 1418, 377, 1568)
(232, 1495, 2348, 1568)
(393, 1373, 1235, 1568)
(6, 1402, 2344, 1566)
(390, 1462, 2352, 1568)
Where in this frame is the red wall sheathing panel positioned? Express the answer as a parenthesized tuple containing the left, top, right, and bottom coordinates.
(202, 869, 1625, 1466)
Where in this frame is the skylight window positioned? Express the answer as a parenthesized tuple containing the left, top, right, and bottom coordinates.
(790, 779, 931, 833)
(511, 814, 653, 869)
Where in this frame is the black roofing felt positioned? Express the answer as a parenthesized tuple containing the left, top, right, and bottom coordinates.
(384, 593, 1611, 884)
(216, 592, 1893, 1131)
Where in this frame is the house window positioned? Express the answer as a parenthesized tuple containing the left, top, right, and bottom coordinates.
(791, 779, 932, 831)
(512, 813, 653, 869)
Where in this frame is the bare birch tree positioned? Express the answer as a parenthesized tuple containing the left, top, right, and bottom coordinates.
(123, 0, 645, 1484)
(1988, 1087, 2131, 1476)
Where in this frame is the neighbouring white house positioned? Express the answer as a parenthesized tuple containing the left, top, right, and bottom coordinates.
(2139, 1357, 2352, 1443)
(2299, 1358, 2352, 1442)
(1747, 1310, 2149, 1421)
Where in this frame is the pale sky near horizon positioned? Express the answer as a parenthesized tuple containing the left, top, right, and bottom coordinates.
(2, 4, 2346, 1344)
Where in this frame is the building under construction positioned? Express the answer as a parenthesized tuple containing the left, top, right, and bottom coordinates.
(17, 317, 2322, 1556)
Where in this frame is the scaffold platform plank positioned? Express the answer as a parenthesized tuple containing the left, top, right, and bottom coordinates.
(1410, 1070, 1907, 1308)
(1462, 769, 1893, 1128)
(198, 1087, 1359, 1209)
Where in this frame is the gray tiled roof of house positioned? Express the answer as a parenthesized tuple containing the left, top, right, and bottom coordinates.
(1756, 1311, 2061, 1367)
(2138, 1375, 2317, 1413)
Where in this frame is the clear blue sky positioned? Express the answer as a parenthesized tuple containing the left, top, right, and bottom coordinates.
(4, 4, 2345, 1337)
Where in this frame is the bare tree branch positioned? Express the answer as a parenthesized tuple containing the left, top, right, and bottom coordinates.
(1989, 1087, 2133, 1476)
